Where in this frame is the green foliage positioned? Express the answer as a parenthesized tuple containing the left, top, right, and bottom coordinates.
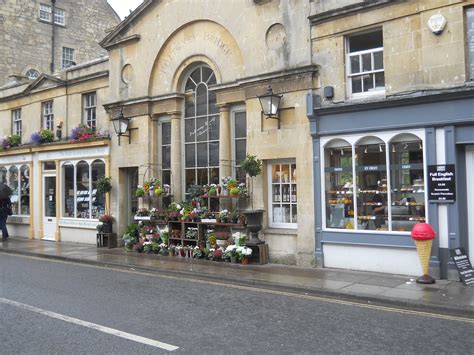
(135, 187, 145, 197)
(40, 129, 54, 143)
(96, 176, 112, 193)
(241, 155, 262, 177)
(126, 223, 140, 237)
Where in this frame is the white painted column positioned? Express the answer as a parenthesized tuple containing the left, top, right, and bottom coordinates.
(218, 104, 232, 180)
(435, 128, 448, 249)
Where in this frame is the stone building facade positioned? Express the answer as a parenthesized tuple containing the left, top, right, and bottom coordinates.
(0, 0, 473, 277)
(308, 0, 474, 278)
(0, 0, 119, 85)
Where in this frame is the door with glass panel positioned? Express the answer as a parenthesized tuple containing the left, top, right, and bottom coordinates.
(43, 175, 56, 240)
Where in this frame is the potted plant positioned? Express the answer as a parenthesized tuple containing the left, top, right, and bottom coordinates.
(237, 246, 252, 264)
(241, 154, 264, 245)
(135, 186, 145, 197)
(97, 176, 112, 194)
(98, 214, 114, 233)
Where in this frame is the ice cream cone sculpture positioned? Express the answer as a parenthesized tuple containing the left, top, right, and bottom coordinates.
(411, 223, 436, 284)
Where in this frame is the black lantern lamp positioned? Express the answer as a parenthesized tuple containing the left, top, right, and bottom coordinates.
(258, 85, 283, 128)
(111, 107, 136, 145)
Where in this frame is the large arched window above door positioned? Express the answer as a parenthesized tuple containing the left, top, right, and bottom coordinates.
(183, 65, 220, 194)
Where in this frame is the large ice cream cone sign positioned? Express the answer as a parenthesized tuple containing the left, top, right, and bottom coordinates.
(411, 223, 436, 284)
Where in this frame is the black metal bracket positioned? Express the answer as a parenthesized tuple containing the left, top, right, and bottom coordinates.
(118, 127, 138, 145)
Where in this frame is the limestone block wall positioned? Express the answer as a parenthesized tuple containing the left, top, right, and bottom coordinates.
(0, 0, 119, 85)
(311, 0, 469, 103)
(104, 0, 312, 103)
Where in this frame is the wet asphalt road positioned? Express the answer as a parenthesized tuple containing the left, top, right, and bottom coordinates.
(0, 253, 473, 354)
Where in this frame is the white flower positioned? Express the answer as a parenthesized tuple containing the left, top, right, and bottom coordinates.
(176, 204, 181, 210)
(159, 243, 167, 248)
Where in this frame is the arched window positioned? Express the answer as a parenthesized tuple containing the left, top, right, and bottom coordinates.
(91, 160, 106, 219)
(355, 136, 387, 231)
(62, 159, 106, 219)
(8, 166, 19, 215)
(20, 165, 30, 215)
(183, 65, 219, 194)
(63, 163, 74, 217)
(324, 139, 354, 229)
(76, 161, 90, 219)
(389, 134, 425, 231)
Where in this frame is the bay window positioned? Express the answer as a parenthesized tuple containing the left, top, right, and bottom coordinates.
(323, 132, 426, 233)
(62, 159, 105, 219)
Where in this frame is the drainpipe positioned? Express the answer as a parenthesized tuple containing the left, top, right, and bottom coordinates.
(50, 0, 56, 73)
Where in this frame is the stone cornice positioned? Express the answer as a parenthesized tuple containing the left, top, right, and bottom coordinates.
(101, 34, 141, 50)
(313, 86, 474, 115)
(0, 139, 110, 157)
(308, 0, 395, 25)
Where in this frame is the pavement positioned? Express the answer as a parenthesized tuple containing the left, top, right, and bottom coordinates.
(1, 237, 473, 318)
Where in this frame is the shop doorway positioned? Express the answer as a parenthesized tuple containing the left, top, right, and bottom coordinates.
(125, 167, 138, 225)
(466, 145, 474, 262)
(43, 175, 56, 240)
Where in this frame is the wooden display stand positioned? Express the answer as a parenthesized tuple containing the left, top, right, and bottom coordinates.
(97, 232, 117, 248)
(247, 243, 269, 265)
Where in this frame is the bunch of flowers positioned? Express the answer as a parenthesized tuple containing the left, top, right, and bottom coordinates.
(69, 124, 98, 141)
(222, 176, 238, 189)
(185, 227, 198, 239)
(160, 227, 169, 245)
(192, 246, 203, 258)
(30, 129, 54, 144)
(236, 246, 253, 260)
(1, 134, 21, 150)
(225, 244, 239, 259)
(142, 225, 156, 235)
(98, 214, 114, 223)
(232, 231, 246, 246)
(217, 209, 229, 223)
(159, 243, 168, 255)
(143, 240, 160, 254)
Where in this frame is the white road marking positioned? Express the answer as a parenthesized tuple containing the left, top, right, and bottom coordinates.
(0, 297, 179, 352)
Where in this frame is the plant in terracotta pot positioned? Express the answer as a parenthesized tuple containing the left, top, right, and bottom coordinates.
(241, 154, 264, 245)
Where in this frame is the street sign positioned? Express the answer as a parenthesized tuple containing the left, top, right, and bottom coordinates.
(450, 248, 474, 286)
(428, 164, 456, 203)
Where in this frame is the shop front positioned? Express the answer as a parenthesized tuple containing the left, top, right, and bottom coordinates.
(308, 90, 474, 278)
(0, 140, 110, 244)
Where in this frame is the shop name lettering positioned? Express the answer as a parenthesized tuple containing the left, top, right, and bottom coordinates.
(364, 166, 378, 171)
(429, 171, 453, 181)
(188, 116, 217, 138)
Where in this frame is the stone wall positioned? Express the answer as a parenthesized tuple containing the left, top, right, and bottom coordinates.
(0, 0, 119, 85)
(311, 0, 469, 103)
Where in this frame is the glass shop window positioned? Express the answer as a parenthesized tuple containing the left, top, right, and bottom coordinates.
(269, 161, 297, 228)
(355, 138, 388, 231)
(63, 163, 74, 217)
(324, 140, 354, 229)
(389, 135, 425, 232)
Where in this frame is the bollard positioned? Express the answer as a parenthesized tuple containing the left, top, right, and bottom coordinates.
(411, 223, 436, 284)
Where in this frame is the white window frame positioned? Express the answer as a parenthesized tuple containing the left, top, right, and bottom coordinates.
(267, 160, 298, 229)
(320, 129, 428, 235)
(12, 109, 21, 137)
(346, 31, 385, 98)
(158, 118, 172, 185)
(53, 7, 65, 25)
(83, 92, 97, 128)
(62, 47, 75, 69)
(42, 101, 54, 130)
(39, 4, 65, 25)
(230, 105, 246, 179)
(39, 3, 52, 22)
(61, 159, 106, 220)
(0, 164, 30, 217)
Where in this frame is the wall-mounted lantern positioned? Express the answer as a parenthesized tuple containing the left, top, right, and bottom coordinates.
(111, 107, 136, 145)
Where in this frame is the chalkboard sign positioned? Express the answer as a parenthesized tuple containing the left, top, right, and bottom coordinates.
(428, 164, 456, 203)
(450, 248, 474, 286)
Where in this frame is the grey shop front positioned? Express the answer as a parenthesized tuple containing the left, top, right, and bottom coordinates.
(307, 89, 474, 279)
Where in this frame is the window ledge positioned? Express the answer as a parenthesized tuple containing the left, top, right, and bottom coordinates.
(263, 228, 297, 236)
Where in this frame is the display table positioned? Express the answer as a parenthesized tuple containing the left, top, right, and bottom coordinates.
(97, 232, 117, 248)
